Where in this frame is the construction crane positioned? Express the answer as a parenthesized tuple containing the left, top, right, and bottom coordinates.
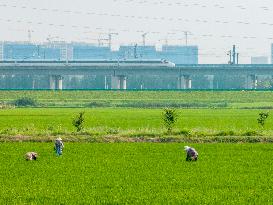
(28, 30, 34, 43)
(164, 37, 168, 46)
(97, 33, 108, 47)
(97, 32, 118, 48)
(142, 32, 148, 46)
(183, 31, 191, 46)
(46, 35, 60, 43)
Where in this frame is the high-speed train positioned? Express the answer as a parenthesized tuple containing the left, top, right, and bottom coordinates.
(0, 59, 176, 67)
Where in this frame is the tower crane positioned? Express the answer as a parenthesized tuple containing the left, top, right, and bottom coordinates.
(142, 32, 148, 46)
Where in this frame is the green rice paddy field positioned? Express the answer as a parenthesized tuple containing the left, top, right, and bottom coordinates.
(1, 143, 272, 204)
(1, 91, 273, 204)
(1, 90, 273, 108)
(0, 108, 269, 130)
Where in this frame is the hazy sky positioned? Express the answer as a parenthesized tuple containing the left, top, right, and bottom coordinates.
(1, 0, 273, 63)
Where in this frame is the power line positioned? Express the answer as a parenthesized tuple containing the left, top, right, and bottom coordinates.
(111, 0, 271, 12)
(1, 17, 273, 44)
(1, 3, 273, 28)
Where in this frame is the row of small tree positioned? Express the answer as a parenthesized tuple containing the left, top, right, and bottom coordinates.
(72, 110, 269, 133)
(71, 109, 179, 133)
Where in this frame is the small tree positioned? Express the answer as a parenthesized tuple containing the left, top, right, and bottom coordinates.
(257, 112, 269, 128)
(162, 108, 178, 134)
(72, 112, 85, 132)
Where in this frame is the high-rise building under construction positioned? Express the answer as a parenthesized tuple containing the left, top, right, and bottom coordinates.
(1, 41, 198, 64)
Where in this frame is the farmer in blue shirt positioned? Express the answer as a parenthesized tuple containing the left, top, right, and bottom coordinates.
(54, 137, 64, 156)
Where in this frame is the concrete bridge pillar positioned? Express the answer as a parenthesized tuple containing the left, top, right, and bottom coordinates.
(49, 75, 63, 90)
(178, 75, 192, 89)
(120, 76, 127, 90)
(111, 75, 127, 90)
(246, 75, 257, 89)
(104, 75, 109, 89)
(49, 76, 56, 90)
(56, 75, 63, 90)
(177, 76, 182, 89)
(111, 76, 119, 89)
(32, 78, 36, 90)
(186, 77, 192, 89)
(206, 75, 214, 89)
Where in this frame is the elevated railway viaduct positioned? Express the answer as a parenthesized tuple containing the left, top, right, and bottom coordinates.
(0, 61, 273, 90)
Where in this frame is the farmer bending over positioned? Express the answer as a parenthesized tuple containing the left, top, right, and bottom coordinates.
(184, 146, 198, 161)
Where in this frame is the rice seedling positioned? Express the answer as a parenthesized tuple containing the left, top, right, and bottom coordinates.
(0, 143, 272, 204)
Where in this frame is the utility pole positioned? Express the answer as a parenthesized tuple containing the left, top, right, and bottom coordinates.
(142, 32, 148, 46)
(232, 45, 236, 65)
(227, 45, 239, 64)
(227, 50, 232, 64)
(134, 44, 138, 59)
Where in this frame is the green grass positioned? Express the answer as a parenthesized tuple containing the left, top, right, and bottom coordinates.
(1, 90, 273, 140)
(0, 108, 273, 141)
(1, 90, 273, 108)
(0, 143, 273, 204)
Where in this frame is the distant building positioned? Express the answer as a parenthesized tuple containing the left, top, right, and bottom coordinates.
(159, 45, 198, 64)
(251, 56, 268, 64)
(4, 42, 40, 60)
(118, 45, 158, 59)
(1, 41, 198, 64)
(72, 43, 114, 59)
(59, 44, 73, 61)
(3, 41, 63, 60)
(118, 45, 198, 64)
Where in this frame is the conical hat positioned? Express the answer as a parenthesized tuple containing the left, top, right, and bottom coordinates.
(184, 146, 190, 150)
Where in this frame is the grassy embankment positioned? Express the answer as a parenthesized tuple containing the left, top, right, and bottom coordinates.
(0, 108, 273, 142)
(1, 143, 272, 204)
